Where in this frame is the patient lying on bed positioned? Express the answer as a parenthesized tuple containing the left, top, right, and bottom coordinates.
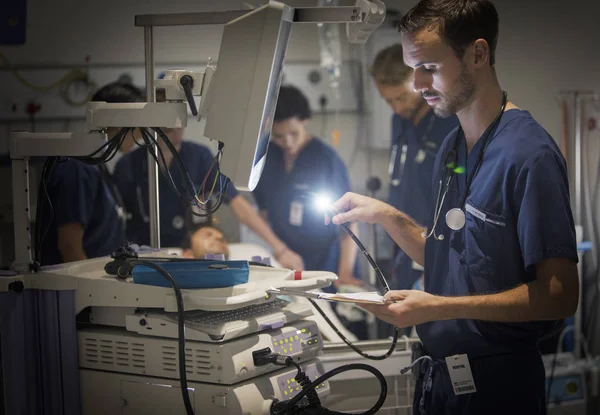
(181, 224, 231, 260)
(178, 224, 359, 342)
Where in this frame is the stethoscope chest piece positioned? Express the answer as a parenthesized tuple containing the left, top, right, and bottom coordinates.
(445, 208, 466, 231)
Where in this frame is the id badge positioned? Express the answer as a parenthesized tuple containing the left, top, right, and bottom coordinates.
(445, 354, 476, 395)
(289, 201, 304, 227)
(411, 260, 424, 271)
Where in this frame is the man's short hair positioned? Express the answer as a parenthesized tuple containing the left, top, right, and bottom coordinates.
(398, 0, 499, 66)
(92, 81, 144, 103)
(369, 44, 413, 86)
(274, 85, 312, 122)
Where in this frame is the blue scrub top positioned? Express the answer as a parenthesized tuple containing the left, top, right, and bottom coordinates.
(113, 141, 239, 247)
(389, 111, 459, 288)
(418, 109, 578, 359)
(40, 159, 127, 265)
(253, 138, 355, 274)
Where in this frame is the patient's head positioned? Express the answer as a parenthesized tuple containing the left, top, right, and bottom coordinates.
(182, 225, 229, 259)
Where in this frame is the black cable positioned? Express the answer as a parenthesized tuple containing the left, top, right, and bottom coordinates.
(138, 127, 227, 219)
(139, 128, 183, 198)
(78, 128, 126, 164)
(338, 223, 390, 293)
(138, 130, 220, 219)
(281, 363, 387, 415)
(152, 128, 200, 198)
(150, 127, 228, 216)
(141, 131, 188, 201)
(290, 360, 321, 408)
(74, 125, 228, 218)
(123, 259, 194, 415)
(34, 157, 58, 264)
(309, 298, 399, 361)
(303, 204, 400, 360)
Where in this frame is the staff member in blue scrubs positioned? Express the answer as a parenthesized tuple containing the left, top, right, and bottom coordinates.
(370, 44, 458, 290)
(38, 82, 144, 265)
(328, 0, 579, 413)
(40, 160, 127, 265)
(253, 85, 361, 286)
(113, 126, 305, 270)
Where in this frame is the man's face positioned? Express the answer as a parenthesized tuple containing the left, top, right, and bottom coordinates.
(190, 227, 229, 259)
(271, 117, 310, 158)
(375, 79, 422, 119)
(402, 29, 476, 118)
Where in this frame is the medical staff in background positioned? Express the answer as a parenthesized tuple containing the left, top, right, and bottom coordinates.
(253, 85, 361, 287)
(37, 81, 143, 265)
(370, 44, 458, 291)
(112, 91, 305, 270)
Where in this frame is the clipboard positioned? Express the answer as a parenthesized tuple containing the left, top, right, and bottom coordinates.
(268, 287, 393, 305)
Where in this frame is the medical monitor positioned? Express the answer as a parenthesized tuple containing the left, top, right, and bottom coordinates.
(203, 1, 293, 191)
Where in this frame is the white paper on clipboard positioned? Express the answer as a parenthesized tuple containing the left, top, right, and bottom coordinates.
(268, 287, 389, 305)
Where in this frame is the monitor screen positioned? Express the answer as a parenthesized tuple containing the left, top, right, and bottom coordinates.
(204, 1, 293, 191)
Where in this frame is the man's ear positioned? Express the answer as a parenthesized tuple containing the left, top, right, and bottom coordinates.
(182, 249, 194, 259)
(472, 39, 490, 67)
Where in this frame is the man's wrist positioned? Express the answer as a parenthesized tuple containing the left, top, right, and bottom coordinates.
(337, 270, 352, 280)
(378, 204, 402, 227)
(433, 295, 468, 321)
(274, 245, 288, 257)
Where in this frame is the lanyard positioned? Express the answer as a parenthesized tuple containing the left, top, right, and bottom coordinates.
(389, 109, 438, 187)
(98, 164, 128, 229)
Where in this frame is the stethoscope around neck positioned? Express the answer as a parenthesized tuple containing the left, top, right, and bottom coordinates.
(422, 91, 508, 241)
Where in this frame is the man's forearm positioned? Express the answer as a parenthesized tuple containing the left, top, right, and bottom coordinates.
(434, 269, 579, 322)
(230, 196, 287, 254)
(338, 222, 359, 278)
(379, 207, 426, 266)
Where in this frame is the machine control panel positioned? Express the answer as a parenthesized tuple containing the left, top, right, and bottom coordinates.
(271, 323, 322, 356)
(276, 362, 328, 399)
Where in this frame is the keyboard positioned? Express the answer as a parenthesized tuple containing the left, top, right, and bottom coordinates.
(126, 298, 313, 342)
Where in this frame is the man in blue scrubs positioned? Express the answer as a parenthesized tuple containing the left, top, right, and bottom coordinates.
(328, 0, 579, 413)
(370, 44, 458, 291)
(39, 160, 127, 265)
(38, 82, 144, 265)
(253, 85, 360, 286)
(113, 126, 305, 270)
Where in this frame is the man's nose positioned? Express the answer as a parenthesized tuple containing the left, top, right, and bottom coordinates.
(413, 68, 431, 93)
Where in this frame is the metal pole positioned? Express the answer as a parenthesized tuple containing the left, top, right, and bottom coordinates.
(11, 158, 32, 272)
(575, 92, 582, 227)
(574, 93, 582, 358)
(144, 26, 161, 249)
